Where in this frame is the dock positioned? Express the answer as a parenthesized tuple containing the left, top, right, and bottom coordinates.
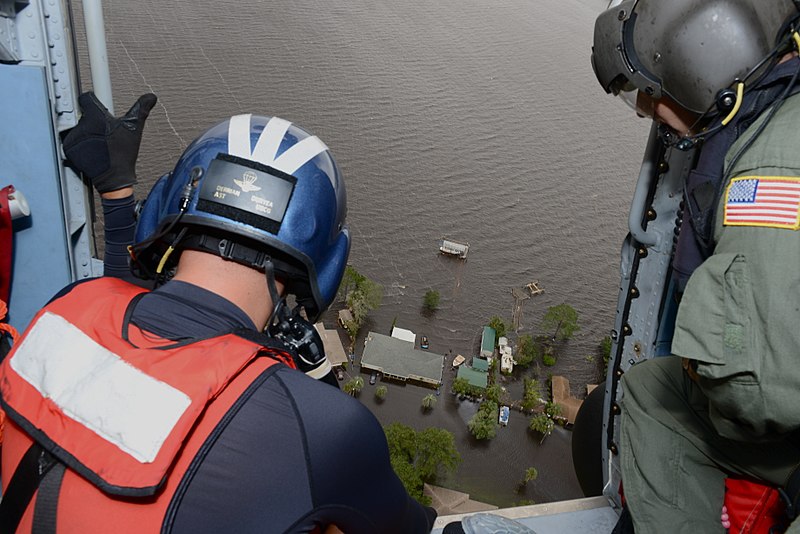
(439, 238, 469, 259)
(511, 280, 544, 331)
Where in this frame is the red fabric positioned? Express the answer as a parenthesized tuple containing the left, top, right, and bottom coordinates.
(725, 477, 785, 534)
(1, 278, 295, 495)
(0, 185, 13, 304)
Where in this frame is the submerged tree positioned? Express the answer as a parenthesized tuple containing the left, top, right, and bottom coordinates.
(421, 394, 437, 411)
(452, 377, 470, 396)
(344, 376, 364, 397)
(375, 385, 388, 400)
(384, 423, 461, 506)
(488, 316, 508, 341)
(515, 334, 538, 368)
(529, 413, 555, 443)
(521, 377, 543, 412)
(524, 467, 539, 484)
(423, 290, 440, 311)
(468, 401, 499, 440)
(541, 303, 580, 341)
(337, 266, 383, 344)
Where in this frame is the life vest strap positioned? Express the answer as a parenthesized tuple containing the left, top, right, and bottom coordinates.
(0, 443, 59, 533)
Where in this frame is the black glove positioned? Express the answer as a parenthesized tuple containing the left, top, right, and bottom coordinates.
(63, 92, 157, 193)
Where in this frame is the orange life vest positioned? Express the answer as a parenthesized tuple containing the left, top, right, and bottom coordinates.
(0, 277, 295, 532)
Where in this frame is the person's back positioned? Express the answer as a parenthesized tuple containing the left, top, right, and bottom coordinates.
(0, 98, 436, 533)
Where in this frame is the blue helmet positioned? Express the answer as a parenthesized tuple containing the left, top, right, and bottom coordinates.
(133, 114, 350, 322)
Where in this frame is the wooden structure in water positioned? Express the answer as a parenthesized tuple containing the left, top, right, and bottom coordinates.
(511, 280, 545, 331)
(438, 238, 469, 259)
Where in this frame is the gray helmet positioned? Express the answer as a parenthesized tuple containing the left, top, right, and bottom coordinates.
(592, 0, 799, 115)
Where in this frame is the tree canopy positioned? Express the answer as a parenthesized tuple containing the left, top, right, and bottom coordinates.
(384, 423, 461, 505)
(421, 394, 437, 410)
(515, 334, 538, 368)
(521, 377, 543, 411)
(423, 290, 440, 311)
(338, 266, 383, 339)
(468, 401, 499, 440)
(541, 303, 580, 341)
(488, 316, 508, 340)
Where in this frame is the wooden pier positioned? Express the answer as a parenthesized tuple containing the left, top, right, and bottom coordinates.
(511, 280, 544, 331)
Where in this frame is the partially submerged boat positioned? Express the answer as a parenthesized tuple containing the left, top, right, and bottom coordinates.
(438, 238, 469, 259)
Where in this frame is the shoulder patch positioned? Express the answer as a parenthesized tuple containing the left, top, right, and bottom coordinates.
(723, 176, 800, 230)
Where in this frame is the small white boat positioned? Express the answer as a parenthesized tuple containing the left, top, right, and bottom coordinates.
(439, 238, 469, 259)
(499, 405, 510, 426)
(452, 354, 466, 368)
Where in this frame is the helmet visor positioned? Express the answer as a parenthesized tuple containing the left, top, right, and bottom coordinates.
(592, 0, 638, 95)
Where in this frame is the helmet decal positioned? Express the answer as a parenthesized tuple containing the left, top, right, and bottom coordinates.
(228, 114, 330, 176)
(133, 114, 350, 322)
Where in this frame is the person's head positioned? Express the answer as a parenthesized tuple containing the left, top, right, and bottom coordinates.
(591, 0, 800, 131)
(131, 114, 350, 326)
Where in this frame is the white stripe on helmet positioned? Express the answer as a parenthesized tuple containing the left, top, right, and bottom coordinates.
(227, 114, 330, 177)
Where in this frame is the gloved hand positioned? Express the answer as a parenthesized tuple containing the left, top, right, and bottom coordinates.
(63, 92, 157, 193)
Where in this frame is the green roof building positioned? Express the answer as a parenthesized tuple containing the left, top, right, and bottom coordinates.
(472, 357, 489, 372)
(457, 366, 488, 389)
(480, 326, 496, 358)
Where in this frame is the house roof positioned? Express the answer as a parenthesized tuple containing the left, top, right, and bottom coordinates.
(471, 357, 489, 372)
(391, 326, 416, 344)
(457, 366, 488, 389)
(314, 323, 349, 366)
(361, 332, 443, 384)
(480, 326, 496, 355)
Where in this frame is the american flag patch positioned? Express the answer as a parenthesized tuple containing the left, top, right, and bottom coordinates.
(723, 176, 800, 230)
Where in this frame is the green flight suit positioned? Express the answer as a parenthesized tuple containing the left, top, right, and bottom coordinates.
(620, 92, 800, 533)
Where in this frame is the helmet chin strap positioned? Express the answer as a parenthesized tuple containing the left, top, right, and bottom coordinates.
(263, 259, 285, 326)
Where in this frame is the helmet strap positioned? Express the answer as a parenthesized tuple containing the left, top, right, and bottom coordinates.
(263, 258, 285, 325)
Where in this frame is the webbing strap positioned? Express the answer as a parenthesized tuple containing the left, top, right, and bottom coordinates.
(782, 464, 800, 520)
(0, 443, 58, 532)
(31, 461, 65, 534)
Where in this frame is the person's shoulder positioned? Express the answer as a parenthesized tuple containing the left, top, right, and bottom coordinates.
(48, 276, 139, 303)
(274, 368, 380, 428)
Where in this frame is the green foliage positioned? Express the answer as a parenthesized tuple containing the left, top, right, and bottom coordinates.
(529, 413, 554, 440)
(344, 376, 364, 396)
(375, 385, 388, 400)
(384, 423, 461, 506)
(485, 384, 503, 405)
(521, 378, 543, 411)
(452, 377, 470, 396)
(421, 394, 437, 410)
(600, 335, 612, 376)
(423, 290, 440, 311)
(415, 427, 460, 480)
(515, 334, 538, 368)
(541, 303, 580, 341)
(524, 467, 539, 483)
(338, 266, 383, 339)
(544, 401, 562, 418)
(389, 456, 430, 505)
(488, 316, 508, 340)
(542, 353, 556, 367)
(468, 401, 499, 440)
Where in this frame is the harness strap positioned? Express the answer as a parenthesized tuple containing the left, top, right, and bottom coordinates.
(32, 461, 66, 534)
(781, 464, 800, 521)
(0, 443, 59, 533)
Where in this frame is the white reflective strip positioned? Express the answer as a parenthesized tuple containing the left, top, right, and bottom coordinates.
(251, 116, 291, 166)
(228, 114, 253, 159)
(304, 358, 332, 380)
(10, 312, 191, 463)
(271, 135, 329, 175)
